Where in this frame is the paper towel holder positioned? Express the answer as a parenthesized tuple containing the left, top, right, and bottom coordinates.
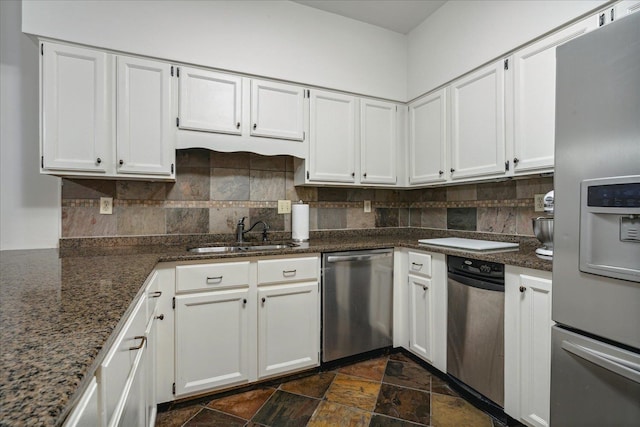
(292, 200, 310, 242)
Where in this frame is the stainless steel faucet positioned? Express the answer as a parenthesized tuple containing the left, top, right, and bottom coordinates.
(235, 217, 270, 243)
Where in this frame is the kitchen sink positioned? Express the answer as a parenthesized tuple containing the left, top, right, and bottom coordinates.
(187, 242, 299, 253)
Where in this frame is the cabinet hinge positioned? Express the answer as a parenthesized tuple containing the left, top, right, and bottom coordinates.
(41, 156, 44, 168)
(306, 171, 309, 180)
(171, 163, 174, 174)
(306, 89, 310, 98)
(172, 297, 175, 309)
(395, 105, 398, 112)
(172, 383, 175, 395)
(303, 131, 305, 140)
(41, 44, 43, 56)
(504, 58, 509, 70)
(176, 67, 180, 78)
(318, 351, 320, 362)
(176, 117, 180, 127)
(505, 160, 510, 171)
(170, 66, 173, 77)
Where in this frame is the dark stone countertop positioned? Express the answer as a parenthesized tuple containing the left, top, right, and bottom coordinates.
(0, 228, 550, 426)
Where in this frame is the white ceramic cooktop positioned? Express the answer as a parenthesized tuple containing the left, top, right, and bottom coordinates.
(418, 237, 519, 252)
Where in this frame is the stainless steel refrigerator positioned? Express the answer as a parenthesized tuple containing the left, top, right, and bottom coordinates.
(551, 11, 640, 426)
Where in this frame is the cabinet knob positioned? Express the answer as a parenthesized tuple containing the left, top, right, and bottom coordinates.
(261, 297, 266, 304)
(422, 285, 427, 291)
(119, 159, 124, 166)
(253, 123, 257, 130)
(514, 157, 520, 165)
(450, 168, 455, 173)
(363, 173, 367, 178)
(155, 314, 164, 320)
(519, 286, 526, 293)
(96, 157, 102, 165)
(439, 170, 444, 176)
(236, 122, 240, 129)
(351, 172, 355, 178)
(243, 299, 247, 305)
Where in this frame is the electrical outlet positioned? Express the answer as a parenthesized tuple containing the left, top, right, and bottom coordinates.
(363, 200, 372, 213)
(100, 197, 113, 215)
(534, 194, 545, 212)
(277, 200, 291, 214)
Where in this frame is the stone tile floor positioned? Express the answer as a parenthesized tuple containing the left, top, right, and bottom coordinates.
(156, 352, 506, 427)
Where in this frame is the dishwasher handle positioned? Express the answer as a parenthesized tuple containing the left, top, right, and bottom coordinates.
(448, 272, 504, 292)
(325, 252, 392, 263)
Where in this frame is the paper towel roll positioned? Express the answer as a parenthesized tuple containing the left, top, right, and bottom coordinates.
(292, 202, 309, 242)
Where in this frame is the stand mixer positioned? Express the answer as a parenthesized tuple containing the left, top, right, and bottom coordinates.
(532, 190, 554, 260)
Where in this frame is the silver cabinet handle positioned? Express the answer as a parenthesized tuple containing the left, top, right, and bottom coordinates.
(128, 336, 146, 351)
(149, 291, 162, 298)
(206, 276, 223, 284)
(561, 340, 640, 383)
(282, 269, 297, 276)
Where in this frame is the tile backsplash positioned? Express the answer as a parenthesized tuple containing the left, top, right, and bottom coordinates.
(61, 149, 553, 238)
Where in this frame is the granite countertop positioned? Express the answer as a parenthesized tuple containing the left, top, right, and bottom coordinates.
(0, 229, 550, 426)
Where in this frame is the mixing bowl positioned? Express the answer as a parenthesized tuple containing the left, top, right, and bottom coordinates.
(532, 217, 554, 249)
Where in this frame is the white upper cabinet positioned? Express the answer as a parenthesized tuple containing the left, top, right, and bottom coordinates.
(450, 58, 508, 180)
(176, 70, 308, 157)
(178, 67, 242, 135)
(251, 79, 305, 141)
(408, 89, 447, 184)
(40, 41, 175, 180)
(308, 90, 357, 183)
(512, 18, 596, 174)
(360, 99, 397, 184)
(41, 42, 111, 173)
(117, 56, 174, 176)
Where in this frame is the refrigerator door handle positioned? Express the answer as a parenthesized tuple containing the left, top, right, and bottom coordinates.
(561, 340, 640, 384)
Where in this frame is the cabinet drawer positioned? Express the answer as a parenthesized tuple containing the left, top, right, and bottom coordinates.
(408, 252, 432, 277)
(257, 257, 318, 285)
(98, 295, 147, 426)
(176, 261, 250, 292)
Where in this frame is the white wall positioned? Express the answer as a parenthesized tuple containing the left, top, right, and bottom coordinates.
(1, 0, 60, 250)
(22, 0, 407, 101)
(407, 0, 607, 100)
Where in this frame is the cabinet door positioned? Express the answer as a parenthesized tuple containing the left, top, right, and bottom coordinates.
(408, 276, 433, 362)
(308, 90, 357, 183)
(178, 67, 242, 135)
(513, 19, 596, 174)
(450, 60, 507, 179)
(116, 56, 174, 176)
(63, 377, 99, 427)
(519, 274, 553, 427)
(41, 42, 111, 172)
(114, 344, 147, 427)
(251, 79, 305, 141)
(408, 89, 447, 184)
(144, 315, 157, 427)
(257, 282, 319, 378)
(175, 289, 250, 396)
(360, 99, 397, 184)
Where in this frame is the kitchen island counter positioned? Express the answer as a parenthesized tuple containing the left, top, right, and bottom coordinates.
(0, 228, 550, 426)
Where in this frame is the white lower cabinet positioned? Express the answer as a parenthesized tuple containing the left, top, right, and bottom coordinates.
(396, 250, 447, 372)
(64, 377, 99, 427)
(174, 288, 250, 396)
(258, 282, 319, 378)
(172, 255, 320, 399)
(505, 266, 553, 427)
(408, 275, 433, 362)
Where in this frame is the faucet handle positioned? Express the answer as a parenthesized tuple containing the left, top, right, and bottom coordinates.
(237, 216, 247, 225)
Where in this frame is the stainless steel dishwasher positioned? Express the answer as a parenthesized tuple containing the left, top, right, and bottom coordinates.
(447, 255, 505, 408)
(322, 249, 393, 362)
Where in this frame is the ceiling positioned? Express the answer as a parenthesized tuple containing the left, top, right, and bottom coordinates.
(292, 0, 447, 34)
